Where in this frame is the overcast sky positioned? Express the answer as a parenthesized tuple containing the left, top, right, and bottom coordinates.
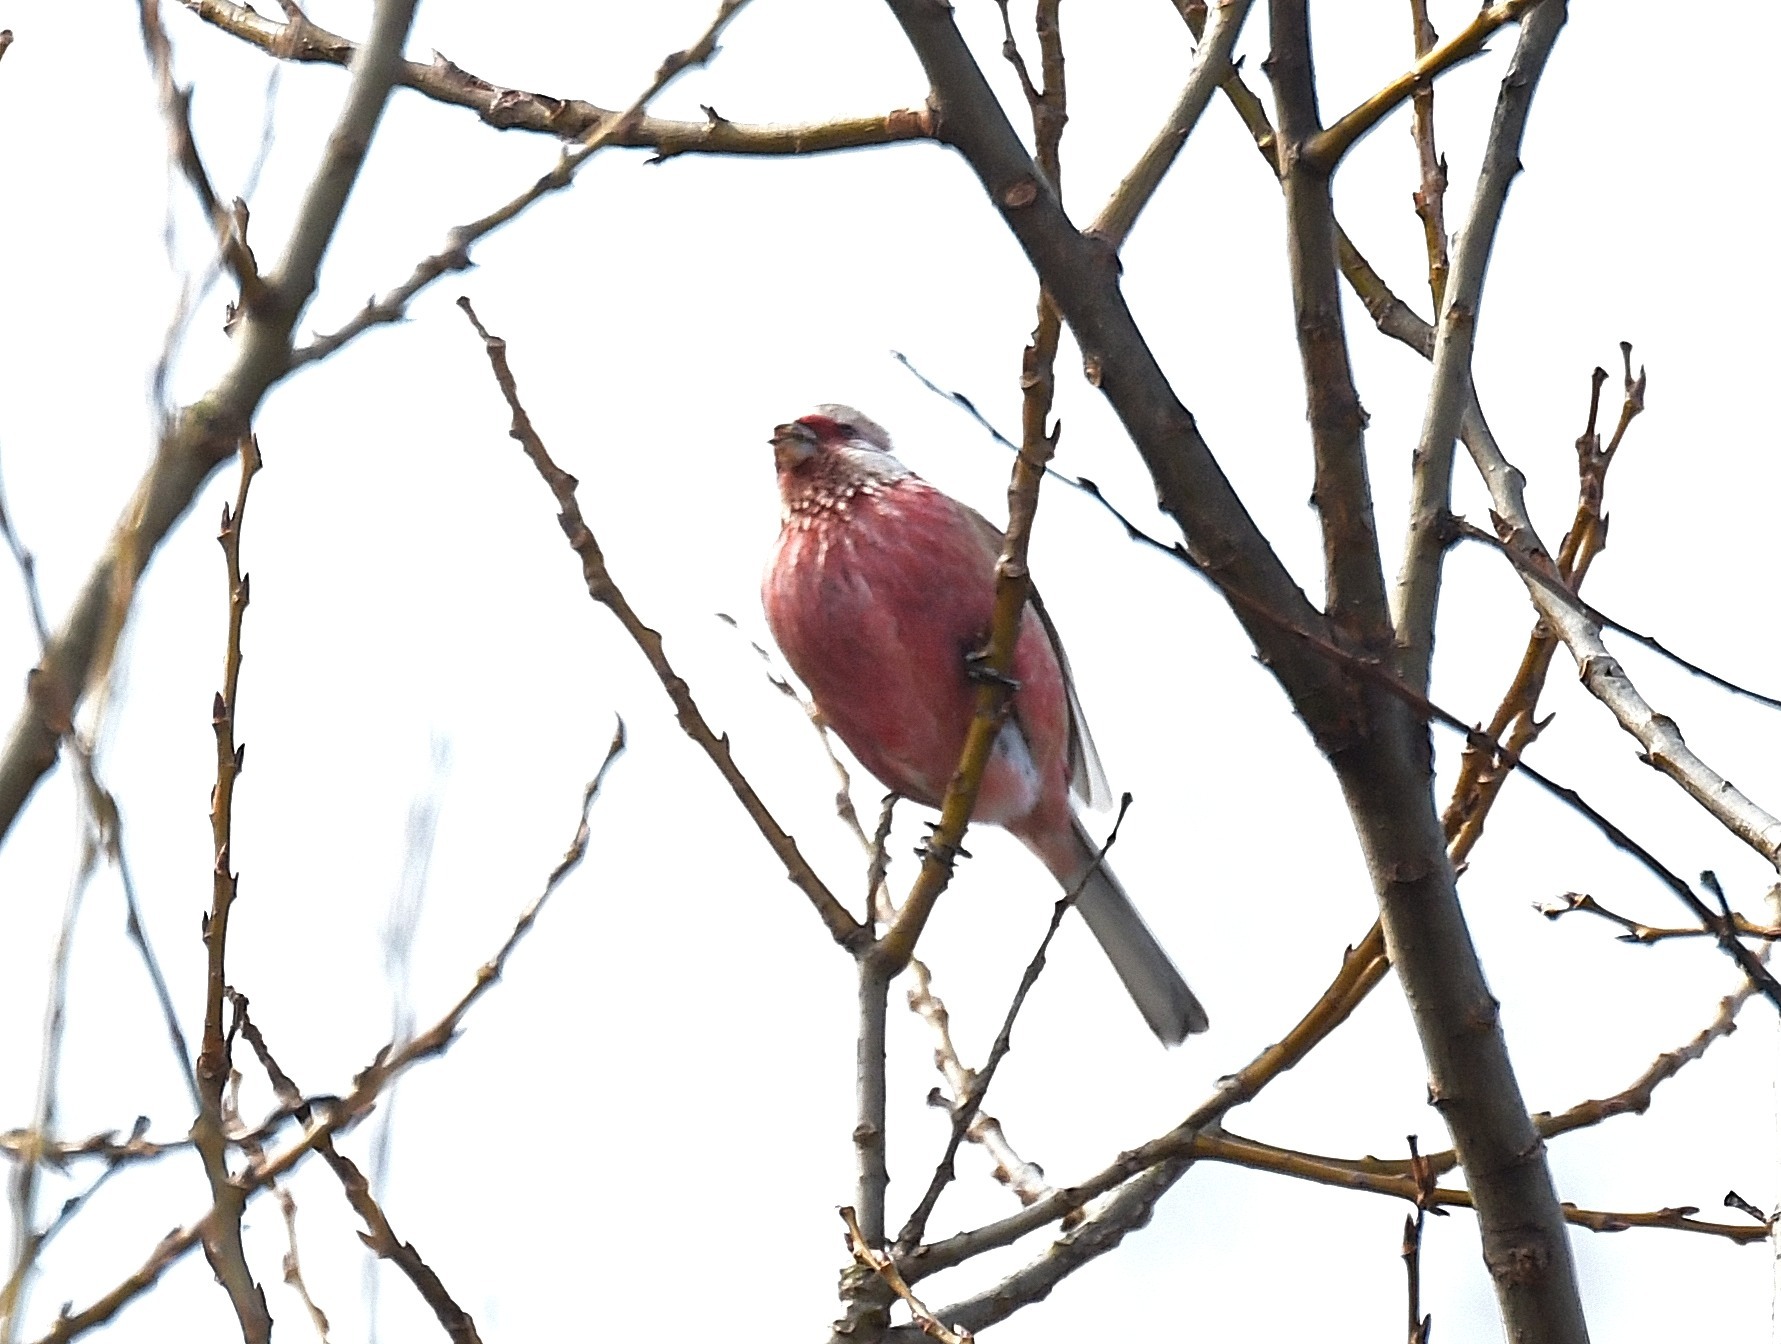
(0, 2, 1777, 1340)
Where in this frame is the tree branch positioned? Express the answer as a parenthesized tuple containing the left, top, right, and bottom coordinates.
(26, 728, 624, 1344)
(456, 300, 858, 946)
(1265, 0, 1391, 644)
(880, 11, 1589, 1336)
(882, 0, 1352, 753)
(0, 0, 421, 845)
(183, 0, 932, 158)
(1305, 0, 1549, 170)
(1392, 0, 1565, 691)
(1089, 0, 1255, 248)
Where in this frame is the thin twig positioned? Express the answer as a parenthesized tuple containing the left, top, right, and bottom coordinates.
(223, 1004, 335, 1344)
(1191, 1130, 1766, 1245)
(1090, 0, 1254, 247)
(732, 619, 1052, 1210)
(26, 727, 625, 1344)
(456, 300, 857, 946)
(1306, 0, 1550, 170)
(896, 801, 1131, 1253)
(1392, 0, 1565, 693)
(66, 748, 198, 1107)
(0, 453, 49, 648)
(1402, 1137, 1435, 1344)
(290, 0, 756, 368)
(1459, 398, 1781, 878)
(0, 0, 421, 846)
(191, 436, 271, 1344)
(867, 108, 1066, 975)
(1439, 362, 1637, 866)
(1538, 891, 1778, 945)
(271, 1180, 333, 1344)
(139, 0, 265, 302)
(842, 1209, 972, 1344)
(1452, 521, 1781, 713)
(0, 836, 103, 1342)
(1407, 0, 1450, 313)
(185, 0, 930, 158)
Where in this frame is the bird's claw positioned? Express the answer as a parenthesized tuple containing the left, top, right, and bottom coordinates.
(916, 824, 972, 869)
(964, 650, 1021, 691)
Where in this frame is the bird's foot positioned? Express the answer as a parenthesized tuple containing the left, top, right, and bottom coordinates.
(964, 650, 1021, 690)
(916, 823, 972, 869)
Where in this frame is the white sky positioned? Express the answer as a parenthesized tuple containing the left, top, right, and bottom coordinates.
(0, 1, 1777, 1340)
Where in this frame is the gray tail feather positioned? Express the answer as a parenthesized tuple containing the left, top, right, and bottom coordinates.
(1069, 841, 1208, 1045)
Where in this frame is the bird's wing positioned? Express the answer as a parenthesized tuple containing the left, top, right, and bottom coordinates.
(1027, 586, 1112, 810)
(967, 506, 1112, 811)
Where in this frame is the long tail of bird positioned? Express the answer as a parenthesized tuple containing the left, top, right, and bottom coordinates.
(1025, 818, 1208, 1045)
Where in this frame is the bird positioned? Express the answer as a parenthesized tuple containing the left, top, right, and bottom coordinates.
(760, 404, 1207, 1044)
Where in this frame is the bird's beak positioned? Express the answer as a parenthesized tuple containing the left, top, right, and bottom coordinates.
(770, 421, 819, 472)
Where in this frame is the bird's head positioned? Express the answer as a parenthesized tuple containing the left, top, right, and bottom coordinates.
(769, 405, 909, 517)
(770, 405, 894, 469)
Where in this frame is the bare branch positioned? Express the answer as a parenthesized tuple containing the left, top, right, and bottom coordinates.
(289, 0, 754, 367)
(842, 1209, 971, 1344)
(1392, 0, 1565, 691)
(1306, 0, 1550, 170)
(25, 728, 626, 1344)
(873, 0, 1069, 978)
(896, 802, 1131, 1254)
(140, 0, 264, 302)
(0, 0, 421, 845)
(882, 0, 1346, 749)
(1, 837, 103, 1339)
(1461, 425, 1781, 875)
(191, 437, 271, 1344)
(0, 454, 48, 649)
(879, 12, 1588, 1324)
(184, 0, 931, 158)
(1407, 0, 1450, 313)
(1266, 0, 1391, 643)
(1194, 1130, 1767, 1245)
(455, 300, 858, 946)
(1090, 0, 1254, 248)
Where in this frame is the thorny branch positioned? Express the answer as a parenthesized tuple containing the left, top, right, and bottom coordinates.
(192, 436, 270, 1344)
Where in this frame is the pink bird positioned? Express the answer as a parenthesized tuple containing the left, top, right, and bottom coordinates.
(762, 405, 1206, 1044)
